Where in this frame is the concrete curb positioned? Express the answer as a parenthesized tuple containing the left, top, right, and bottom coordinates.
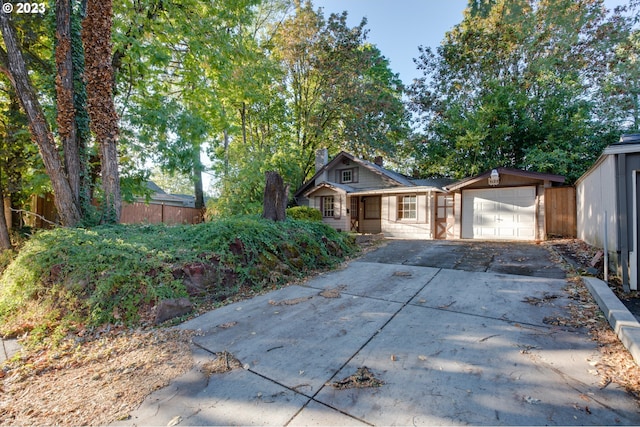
(583, 276, 640, 365)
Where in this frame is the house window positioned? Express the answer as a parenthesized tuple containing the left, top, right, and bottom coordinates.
(364, 197, 381, 219)
(336, 168, 358, 184)
(398, 195, 417, 220)
(322, 196, 335, 217)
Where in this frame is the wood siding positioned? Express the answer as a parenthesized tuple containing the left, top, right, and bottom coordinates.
(576, 155, 617, 250)
(545, 187, 576, 238)
(120, 202, 204, 225)
(312, 189, 349, 232)
(380, 193, 434, 239)
(319, 164, 399, 190)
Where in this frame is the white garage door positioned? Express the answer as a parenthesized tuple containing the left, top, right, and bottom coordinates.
(462, 187, 536, 240)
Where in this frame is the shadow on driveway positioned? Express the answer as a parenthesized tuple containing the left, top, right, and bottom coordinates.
(360, 240, 566, 279)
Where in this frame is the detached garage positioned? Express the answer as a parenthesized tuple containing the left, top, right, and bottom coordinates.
(446, 168, 565, 241)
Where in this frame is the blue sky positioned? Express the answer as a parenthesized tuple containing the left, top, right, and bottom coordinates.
(313, 0, 630, 86)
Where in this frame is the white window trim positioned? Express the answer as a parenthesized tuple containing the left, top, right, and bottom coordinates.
(398, 195, 418, 221)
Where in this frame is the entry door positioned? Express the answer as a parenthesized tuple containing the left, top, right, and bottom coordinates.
(435, 193, 455, 239)
(350, 197, 359, 232)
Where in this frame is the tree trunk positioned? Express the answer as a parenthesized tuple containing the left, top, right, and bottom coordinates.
(262, 171, 289, 221)
(56, 0, 80, 206)
(193, 147, 204, 209)
(82, 0, 121, 223)
(0, 187, 11, 250)
(0, 5, 82, 227)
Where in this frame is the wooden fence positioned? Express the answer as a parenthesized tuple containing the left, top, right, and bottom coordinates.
(120, 202, 204, 225)
(545, 186, 576, 238)
(26, 194, 204, 227)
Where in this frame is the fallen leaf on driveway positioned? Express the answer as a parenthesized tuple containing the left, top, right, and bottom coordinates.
(268, 296, 312, 306)
(393, 271, 412, 277)
(319, 285, 346, 298)
(331, 367, 384, 389)
(201, 351, 242, 375)
(217, 321, 237, 329)
(524, 396, 541, 404)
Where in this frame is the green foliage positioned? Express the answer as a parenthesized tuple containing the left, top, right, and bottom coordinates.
(408, 0, 633, 183)
(271, 2, 410, 184)
(286, 206, 322, 221)
(0, 217, 358, 346)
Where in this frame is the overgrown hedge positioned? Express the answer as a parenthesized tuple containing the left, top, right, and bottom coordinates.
(0, 216, 358, 346)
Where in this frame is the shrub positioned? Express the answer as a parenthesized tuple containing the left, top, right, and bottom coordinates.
(0, 216, 358, 347)
(286, 206, 322, 222)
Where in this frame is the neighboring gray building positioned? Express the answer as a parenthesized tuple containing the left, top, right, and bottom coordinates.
(576, 134, 640, 291)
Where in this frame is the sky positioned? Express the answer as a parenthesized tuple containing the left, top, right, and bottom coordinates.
(313, 0, 630, 87)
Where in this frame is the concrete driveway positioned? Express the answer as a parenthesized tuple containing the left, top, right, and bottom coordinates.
(116, 241, 640, 426)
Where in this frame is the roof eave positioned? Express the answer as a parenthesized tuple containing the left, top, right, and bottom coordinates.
(445, 167, 565, 191)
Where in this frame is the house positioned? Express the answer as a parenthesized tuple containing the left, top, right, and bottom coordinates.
(576, 134, 640, 291)
(294, 149, 565, 241)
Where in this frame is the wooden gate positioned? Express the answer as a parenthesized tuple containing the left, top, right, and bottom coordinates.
(435, 193, 455, 239)
(544, 186, 576, 238)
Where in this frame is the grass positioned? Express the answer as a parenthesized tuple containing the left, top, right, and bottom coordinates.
(0, 216, 358, 348)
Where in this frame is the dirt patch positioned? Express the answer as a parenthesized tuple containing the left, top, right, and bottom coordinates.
(0, 329, 194, 426)
(330, 366, 384, 389)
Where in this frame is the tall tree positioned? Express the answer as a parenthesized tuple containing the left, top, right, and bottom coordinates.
(0, 2, 83, 226)
(114, 0, 263, 210)
(56, 0, 80, 207)
(82, 0, 121, 222)
(272, 1, 409, 186)
(408, 0, 615, 182)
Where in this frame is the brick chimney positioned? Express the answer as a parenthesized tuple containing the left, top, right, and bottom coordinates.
(315, 148, 328, 183)
(374, 156, 383, 167)
(315, 148, 328, 173)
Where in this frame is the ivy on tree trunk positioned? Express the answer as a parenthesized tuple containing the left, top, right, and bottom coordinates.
(82, 0, 121, 223)
(0, 4, 82, 227)
(56, 0, 81, 207)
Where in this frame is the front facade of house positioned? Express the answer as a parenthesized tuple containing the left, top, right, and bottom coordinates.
(294, 150, 451, 239)
(294, 150, 565, 241)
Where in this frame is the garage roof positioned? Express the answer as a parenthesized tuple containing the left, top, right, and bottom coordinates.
(445, 167, 565, 192)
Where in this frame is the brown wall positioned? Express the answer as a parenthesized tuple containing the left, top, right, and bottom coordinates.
(544, 187, 576, 238)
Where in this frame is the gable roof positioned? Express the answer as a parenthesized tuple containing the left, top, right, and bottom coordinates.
(294, 151, 415, 198)
(139, 181, 196, 207)
(445, 167, 565, 192)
